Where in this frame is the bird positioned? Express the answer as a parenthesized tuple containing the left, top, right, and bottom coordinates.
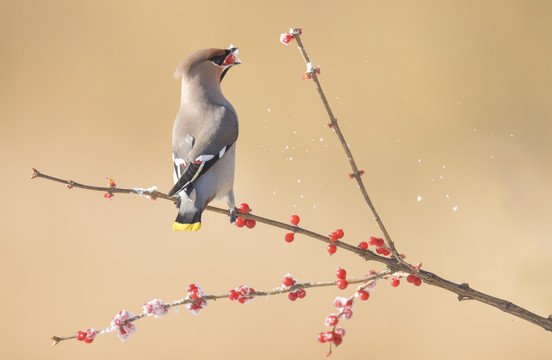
(168, 46, 241, 231)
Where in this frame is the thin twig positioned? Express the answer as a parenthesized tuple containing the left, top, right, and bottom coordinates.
(291, 29, 403, 263)
(51, 272, 390, 345)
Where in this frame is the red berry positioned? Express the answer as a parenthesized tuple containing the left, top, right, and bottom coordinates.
(317, 332, 327, 343)
(288, 291, 298, 301)
(391, 277, 400, 287)
(336, 268, 347, 280)
(284, 233, 295, 243)
(407, 274, 416, 283)
(358, 241, 368, 250)
(325, 314, 339, 327)
(325, 331, 334, 341)
(335, 229, 344, 239)
(375, 246, 384, 254)
(382, 248, 391, 256)
(235, 217, 246, 228)
(333, 333, 343, 346)
(296, 289, 306, 298)
(290, 215, 300, 226)
(413, 277, 422, 286)
(368, 236, 378, 246)
(282, 275, 295, 287)
(327, 244, 337, 255)
(280, 33, 294, 45)
(329, 233, 339, 242)
(245, 219, 256, 229)
(237, 203, 250, 214)
(335, 328, 346, 337)
(358, 290, 370, 301)
(187, 284, 198, 292)
(189, 289, 201, 300)
(84, 337, 94, 344)
(76, 331, 86, 341)
(228, 289, 239, 301)
(336, 279, 348, 290)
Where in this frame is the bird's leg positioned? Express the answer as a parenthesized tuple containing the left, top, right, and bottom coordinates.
(226, 189, 237, 223)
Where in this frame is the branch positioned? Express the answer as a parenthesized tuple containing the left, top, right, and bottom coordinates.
(32, 168, 552, 333)
(51, 270, 391, 345)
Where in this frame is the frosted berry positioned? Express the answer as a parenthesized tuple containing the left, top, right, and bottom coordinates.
(317, 332, 327, 343)
(282, 275, 296, 287)
(235, 217, 246, 228)
(284, 233, 295, 243)
(290, 215, 300, 226)
(358, 290, 370, 301)
(325, 331, 334, 342)
(327, 244, 337, 255)
(336, 279, 348, 290)
(342, 307, 353, 320)
(187, 284, 198, 292)
(288, 291, 298, 301)
(228, 289, 239, 301)
(296, 289, 306, 298)
(391, 277, 400, 287)
(237, 203, 250, 214)
(336, 268, 347, 280)
(335, 229, 344, 239)
(325, 314, 339, 327)
(335, 328, 346, 337)
(245, 219, 256, 229)
(84, 337, 94, 344)
(76, 331, 86, 341)
(358, 241, 368, 250)
(280, 33, 294, 45)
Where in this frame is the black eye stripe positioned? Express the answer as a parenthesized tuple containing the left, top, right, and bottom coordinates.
(209, 50, 232, 66)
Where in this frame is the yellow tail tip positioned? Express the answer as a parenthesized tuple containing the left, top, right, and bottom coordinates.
(173, 222, 202, 231)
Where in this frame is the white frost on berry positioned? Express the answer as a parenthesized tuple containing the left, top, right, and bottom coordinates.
(143, 299, 169, 318)
(306, 62, 314, 73)
(110, 310, 137, 342)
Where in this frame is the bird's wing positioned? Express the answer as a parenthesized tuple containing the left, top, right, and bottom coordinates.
(169, 107, 238, 198)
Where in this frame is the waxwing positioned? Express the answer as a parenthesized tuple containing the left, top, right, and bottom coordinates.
(168, 46, 240, 231)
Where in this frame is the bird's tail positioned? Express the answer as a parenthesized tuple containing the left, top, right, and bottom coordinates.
(173, 197, 202, 231)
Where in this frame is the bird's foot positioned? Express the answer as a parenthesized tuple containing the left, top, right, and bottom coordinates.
(229, 208, 238, 223)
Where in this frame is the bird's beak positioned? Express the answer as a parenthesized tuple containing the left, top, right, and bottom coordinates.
(220, 47, 241, 82)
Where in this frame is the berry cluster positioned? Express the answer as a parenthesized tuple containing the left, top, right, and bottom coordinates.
(327, 228, 344, 255)
(358, 236, 391, 256)
(111, 310, 137, 342)
(235, 203, 256, 229)
(185, 284, 208, 315)
(333, 297, 354, 320)
(228, 285, 256, 304)
(282, 274, 307, 301)
(142, 299, 169, 318)
(335, 267, 348, 290)
(407, 274, 422, 286)
(317, 327, 346, 347)
(284, 215, 301, 243)
(75, 328, 96, 344)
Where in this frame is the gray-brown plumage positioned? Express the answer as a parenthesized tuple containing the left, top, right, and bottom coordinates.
(169, 47, 240, 231)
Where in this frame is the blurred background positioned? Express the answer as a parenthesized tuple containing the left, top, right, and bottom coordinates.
(1, 1, 551, 359)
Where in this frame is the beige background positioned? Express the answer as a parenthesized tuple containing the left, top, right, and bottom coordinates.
(2, 1, 552, 359)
